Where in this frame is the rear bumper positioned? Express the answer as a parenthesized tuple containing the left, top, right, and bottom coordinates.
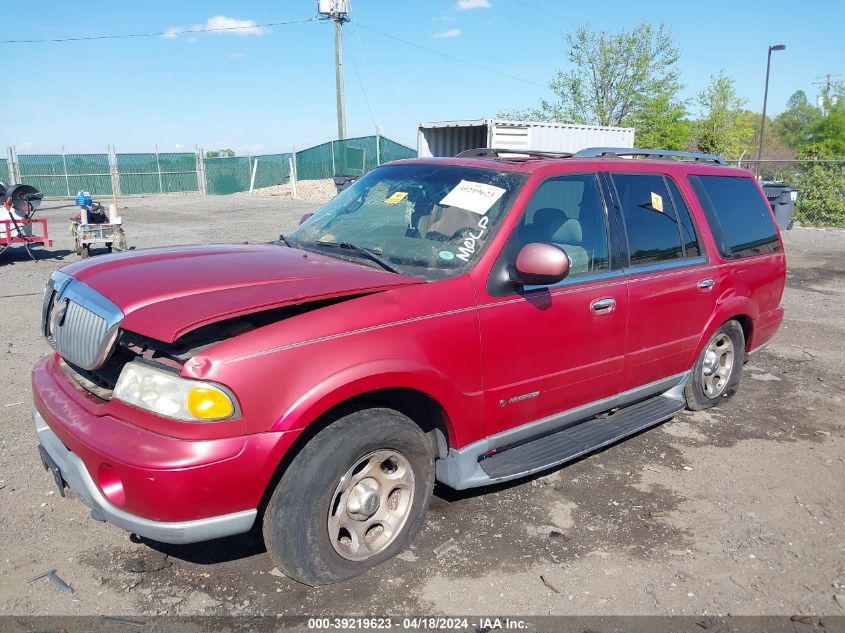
(34, 407, 256, 544)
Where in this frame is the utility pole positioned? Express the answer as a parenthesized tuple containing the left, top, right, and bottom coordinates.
(813, 73, 842, 112)
(334, 16, 347, 140)
(317, 1, 350, 140)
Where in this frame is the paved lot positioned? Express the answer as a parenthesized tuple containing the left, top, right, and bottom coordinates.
(0, 195, 843, 617)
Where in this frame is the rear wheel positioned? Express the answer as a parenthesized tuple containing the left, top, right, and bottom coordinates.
(80, 244, 91, 259)
(262, 408, 434, 586)
(685, 320, 745, 411)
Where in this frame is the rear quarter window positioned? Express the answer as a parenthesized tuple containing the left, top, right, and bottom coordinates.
(688, 175, 780, 259)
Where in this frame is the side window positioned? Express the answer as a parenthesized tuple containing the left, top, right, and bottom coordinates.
(612, 174, 683, 266)
(688, 175, 780, 259)
(665, 177, 702, 257)
(515, 174, 609, 275)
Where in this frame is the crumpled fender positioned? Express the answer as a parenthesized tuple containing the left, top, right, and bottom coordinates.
(688, 289, 756, 365)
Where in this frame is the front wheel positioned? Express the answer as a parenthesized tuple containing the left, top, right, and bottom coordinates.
(262, 408, 434, 585)
(684, 320, 745, 411)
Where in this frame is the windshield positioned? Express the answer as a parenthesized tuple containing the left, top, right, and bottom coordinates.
(289, 163, 526, 279)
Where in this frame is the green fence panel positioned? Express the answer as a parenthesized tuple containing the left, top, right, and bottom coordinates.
(116, 152, 197, 195)
(334, 136, 378, 176)
(253, 153, 292, 189)
(379, 137, 417, 164)
(295, 141, 334, 181)
(0, 158, 9, 185)
(159, 153, 198, 193)
(17, 153, 112, 196)
(293, 136, 416, 182)
(205, 157, 251, 195)
(116, 153, 160, 195)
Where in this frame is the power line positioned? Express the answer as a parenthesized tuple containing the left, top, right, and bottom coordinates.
(343, 36, 378, 130)
(354, 21, 547, 89)
(0, 18, 318, 44)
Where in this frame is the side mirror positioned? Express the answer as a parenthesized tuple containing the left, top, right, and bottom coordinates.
(514, 242, 570, 287)
(299, 213, 314, 225)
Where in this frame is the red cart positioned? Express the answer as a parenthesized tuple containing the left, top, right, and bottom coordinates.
(0, 217, 53, 258)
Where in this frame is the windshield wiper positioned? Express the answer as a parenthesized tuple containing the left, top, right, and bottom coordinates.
(315, 240, 401, 274)
(276, 233, 293, 247)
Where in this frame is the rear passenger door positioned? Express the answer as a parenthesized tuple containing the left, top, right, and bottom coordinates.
(607, 173, 718, 391)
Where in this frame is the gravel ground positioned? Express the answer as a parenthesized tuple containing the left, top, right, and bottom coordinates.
(0, 196, 843, 618)
(239, 178, 338, 203)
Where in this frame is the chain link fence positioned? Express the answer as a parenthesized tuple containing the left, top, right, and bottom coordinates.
(730, 159, 845, 227)
(116, 152, 199, 195)
(3, 135, 416, 198)
(205, 153, 294, 195)
(16, 153, 112, 197)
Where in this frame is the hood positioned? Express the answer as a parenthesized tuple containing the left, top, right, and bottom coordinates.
(61, 243, 422, 343)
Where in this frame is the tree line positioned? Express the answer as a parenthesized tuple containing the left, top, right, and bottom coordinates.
(501, 22, 845, 160)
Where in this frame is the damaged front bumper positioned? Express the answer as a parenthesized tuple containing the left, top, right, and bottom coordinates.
(33, 407, 257, 545)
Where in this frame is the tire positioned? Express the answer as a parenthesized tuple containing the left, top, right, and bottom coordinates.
(685, 320, 745, 411)
(262, 408, 435, 586)
(80, 244, 91, 259)
(106, 242, 113, 253)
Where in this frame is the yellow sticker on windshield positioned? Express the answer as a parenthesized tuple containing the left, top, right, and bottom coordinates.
(651, 192, 664, 212)
(385, 191, 409, 204)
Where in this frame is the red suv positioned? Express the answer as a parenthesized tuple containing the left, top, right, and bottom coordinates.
(32, 147, 785, 585)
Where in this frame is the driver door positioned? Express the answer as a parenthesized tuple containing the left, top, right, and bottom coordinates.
(476, 173, 628, 436)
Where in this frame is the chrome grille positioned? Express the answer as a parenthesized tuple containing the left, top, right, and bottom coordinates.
(43, 271, 124, 371)
(52, 301, 109, 369)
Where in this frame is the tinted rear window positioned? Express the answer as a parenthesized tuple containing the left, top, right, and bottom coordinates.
(688, 175, 780, 258)
(612, 173, 683, 265)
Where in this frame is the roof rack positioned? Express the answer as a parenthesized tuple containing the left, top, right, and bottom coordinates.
(455, 148, 573, 159)
(573, 147, 725, 165)
(454, 146, 725, 165)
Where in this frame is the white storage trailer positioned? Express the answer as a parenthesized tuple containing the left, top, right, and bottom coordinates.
(417, 118, 635, 157)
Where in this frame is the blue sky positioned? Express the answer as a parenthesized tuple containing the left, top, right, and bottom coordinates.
(4, 0, 843, 154)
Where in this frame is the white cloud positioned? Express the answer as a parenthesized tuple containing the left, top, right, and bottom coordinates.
(161, 15, 266, 40)
(433, 28, 463, 39)
(203, 16, 266, 36)
(456, 0, 491, 9)
(228, 52, 247, 60)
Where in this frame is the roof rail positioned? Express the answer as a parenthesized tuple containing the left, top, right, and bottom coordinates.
(573, 147, 725, 165)
(455, 148, 573, 159)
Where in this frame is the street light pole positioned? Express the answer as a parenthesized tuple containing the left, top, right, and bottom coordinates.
(756, 44, 786, 170)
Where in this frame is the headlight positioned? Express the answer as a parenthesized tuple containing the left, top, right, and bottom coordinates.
(113, 361, 237, 422)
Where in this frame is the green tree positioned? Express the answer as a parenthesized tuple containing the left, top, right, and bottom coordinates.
(773, 91, 823, 149)
(694, 73, 755, 157)
(625, 93, 691, 149)
(540, 22, 682, 127)
(205, 149, 235, 159)
(802, 103, 845, 156)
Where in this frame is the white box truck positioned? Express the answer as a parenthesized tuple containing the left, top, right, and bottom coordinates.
(417, 118, 635, 158)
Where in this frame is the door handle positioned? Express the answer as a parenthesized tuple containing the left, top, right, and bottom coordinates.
(698, 278, 715, 289)
(591, 297, 616, 314)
